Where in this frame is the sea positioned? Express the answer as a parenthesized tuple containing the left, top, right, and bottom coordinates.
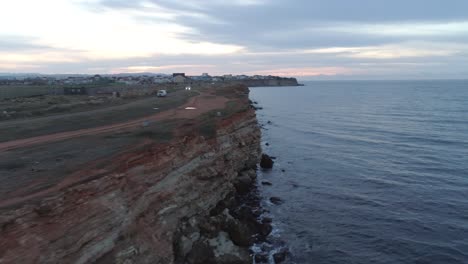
(249, 80, 468, 264)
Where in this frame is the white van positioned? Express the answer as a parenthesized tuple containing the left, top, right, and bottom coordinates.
(157, 90, 167, 97)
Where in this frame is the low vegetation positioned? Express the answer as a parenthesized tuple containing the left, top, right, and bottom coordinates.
(0, 89, 197, 142)
(107, 119, 180, 143)
(0, 85, 51, 99)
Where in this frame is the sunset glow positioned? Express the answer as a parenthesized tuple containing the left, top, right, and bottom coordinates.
(1, 0, 468, 78)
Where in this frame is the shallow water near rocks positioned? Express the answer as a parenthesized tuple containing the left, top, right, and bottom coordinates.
(250, 80, 468, 264)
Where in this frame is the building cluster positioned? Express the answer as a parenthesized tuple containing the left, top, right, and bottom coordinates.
(176, 73, 283, 83)
(0, 73, 287, 86)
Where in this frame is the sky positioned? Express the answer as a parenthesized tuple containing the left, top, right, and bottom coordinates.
(1, 0, 468, 79)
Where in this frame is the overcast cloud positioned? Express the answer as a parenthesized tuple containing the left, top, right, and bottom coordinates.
(1, 0, 468, 79)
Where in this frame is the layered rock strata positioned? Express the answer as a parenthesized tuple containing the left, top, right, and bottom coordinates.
(0, 92, 262, 263)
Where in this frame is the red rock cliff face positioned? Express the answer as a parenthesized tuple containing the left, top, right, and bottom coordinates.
(0, 109, 261, 264)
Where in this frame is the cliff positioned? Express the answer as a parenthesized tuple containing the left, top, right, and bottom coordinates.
(0, 85, 263, 263)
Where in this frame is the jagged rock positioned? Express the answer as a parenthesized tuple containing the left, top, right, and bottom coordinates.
(176, 232, 200, 259)
(260, 154, 274, 169)
(234, 174, 253, 194)
(258, 221, 273, 237)
(255, 253, 269, 263)
(226, 220, 254, 247)
(186, 241, 216, 264)
(210, 195, 236, 216)
(273, 248, 289, 263)
(270, 197, 284, 205)
(236, 205, 260, 222)
(207, 232, 251, 264)
(198, 218, 222, 239)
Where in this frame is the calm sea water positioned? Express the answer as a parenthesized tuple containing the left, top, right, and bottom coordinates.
(250, 80, 468, 264)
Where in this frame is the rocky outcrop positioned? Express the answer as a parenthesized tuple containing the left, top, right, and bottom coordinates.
(0, 102, 262, 262)
(173, 168, 274, 264)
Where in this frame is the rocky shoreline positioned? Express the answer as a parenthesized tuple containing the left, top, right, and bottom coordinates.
(171, 99, 289, 264)
(173, 166, 289, 264)
(173, 168, 264, 263)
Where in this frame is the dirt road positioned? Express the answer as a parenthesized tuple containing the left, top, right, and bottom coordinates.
(0, 93, 228, 153)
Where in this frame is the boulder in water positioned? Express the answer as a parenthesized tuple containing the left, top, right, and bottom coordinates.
(261, 181, 272, 186)
(270, 197, 283, 205)
(255, 253, 269, 263)
(273, 248, 289, 263)
(260, 154, 274, 169)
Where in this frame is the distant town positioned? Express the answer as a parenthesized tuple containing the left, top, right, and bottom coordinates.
(0, 73, 296, 86)
(0, 73, 299, 99)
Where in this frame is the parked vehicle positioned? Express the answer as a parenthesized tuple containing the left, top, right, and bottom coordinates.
(157, 90, 167, 97)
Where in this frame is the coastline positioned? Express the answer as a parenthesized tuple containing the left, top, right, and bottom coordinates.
(0, 84, 271, 263)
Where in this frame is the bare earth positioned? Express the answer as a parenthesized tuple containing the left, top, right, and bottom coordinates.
(0, 92, 227, 153)
(0, 86, 238, 209)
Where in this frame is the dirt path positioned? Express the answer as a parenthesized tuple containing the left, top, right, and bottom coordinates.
(0, 93, 228, 153)
(0, 94, 160, 127)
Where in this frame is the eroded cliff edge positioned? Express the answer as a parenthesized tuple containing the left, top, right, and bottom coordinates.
(0, 85, 262, 263)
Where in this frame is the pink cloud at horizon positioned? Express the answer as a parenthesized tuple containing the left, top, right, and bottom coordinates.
(246, 67, 354, 77)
